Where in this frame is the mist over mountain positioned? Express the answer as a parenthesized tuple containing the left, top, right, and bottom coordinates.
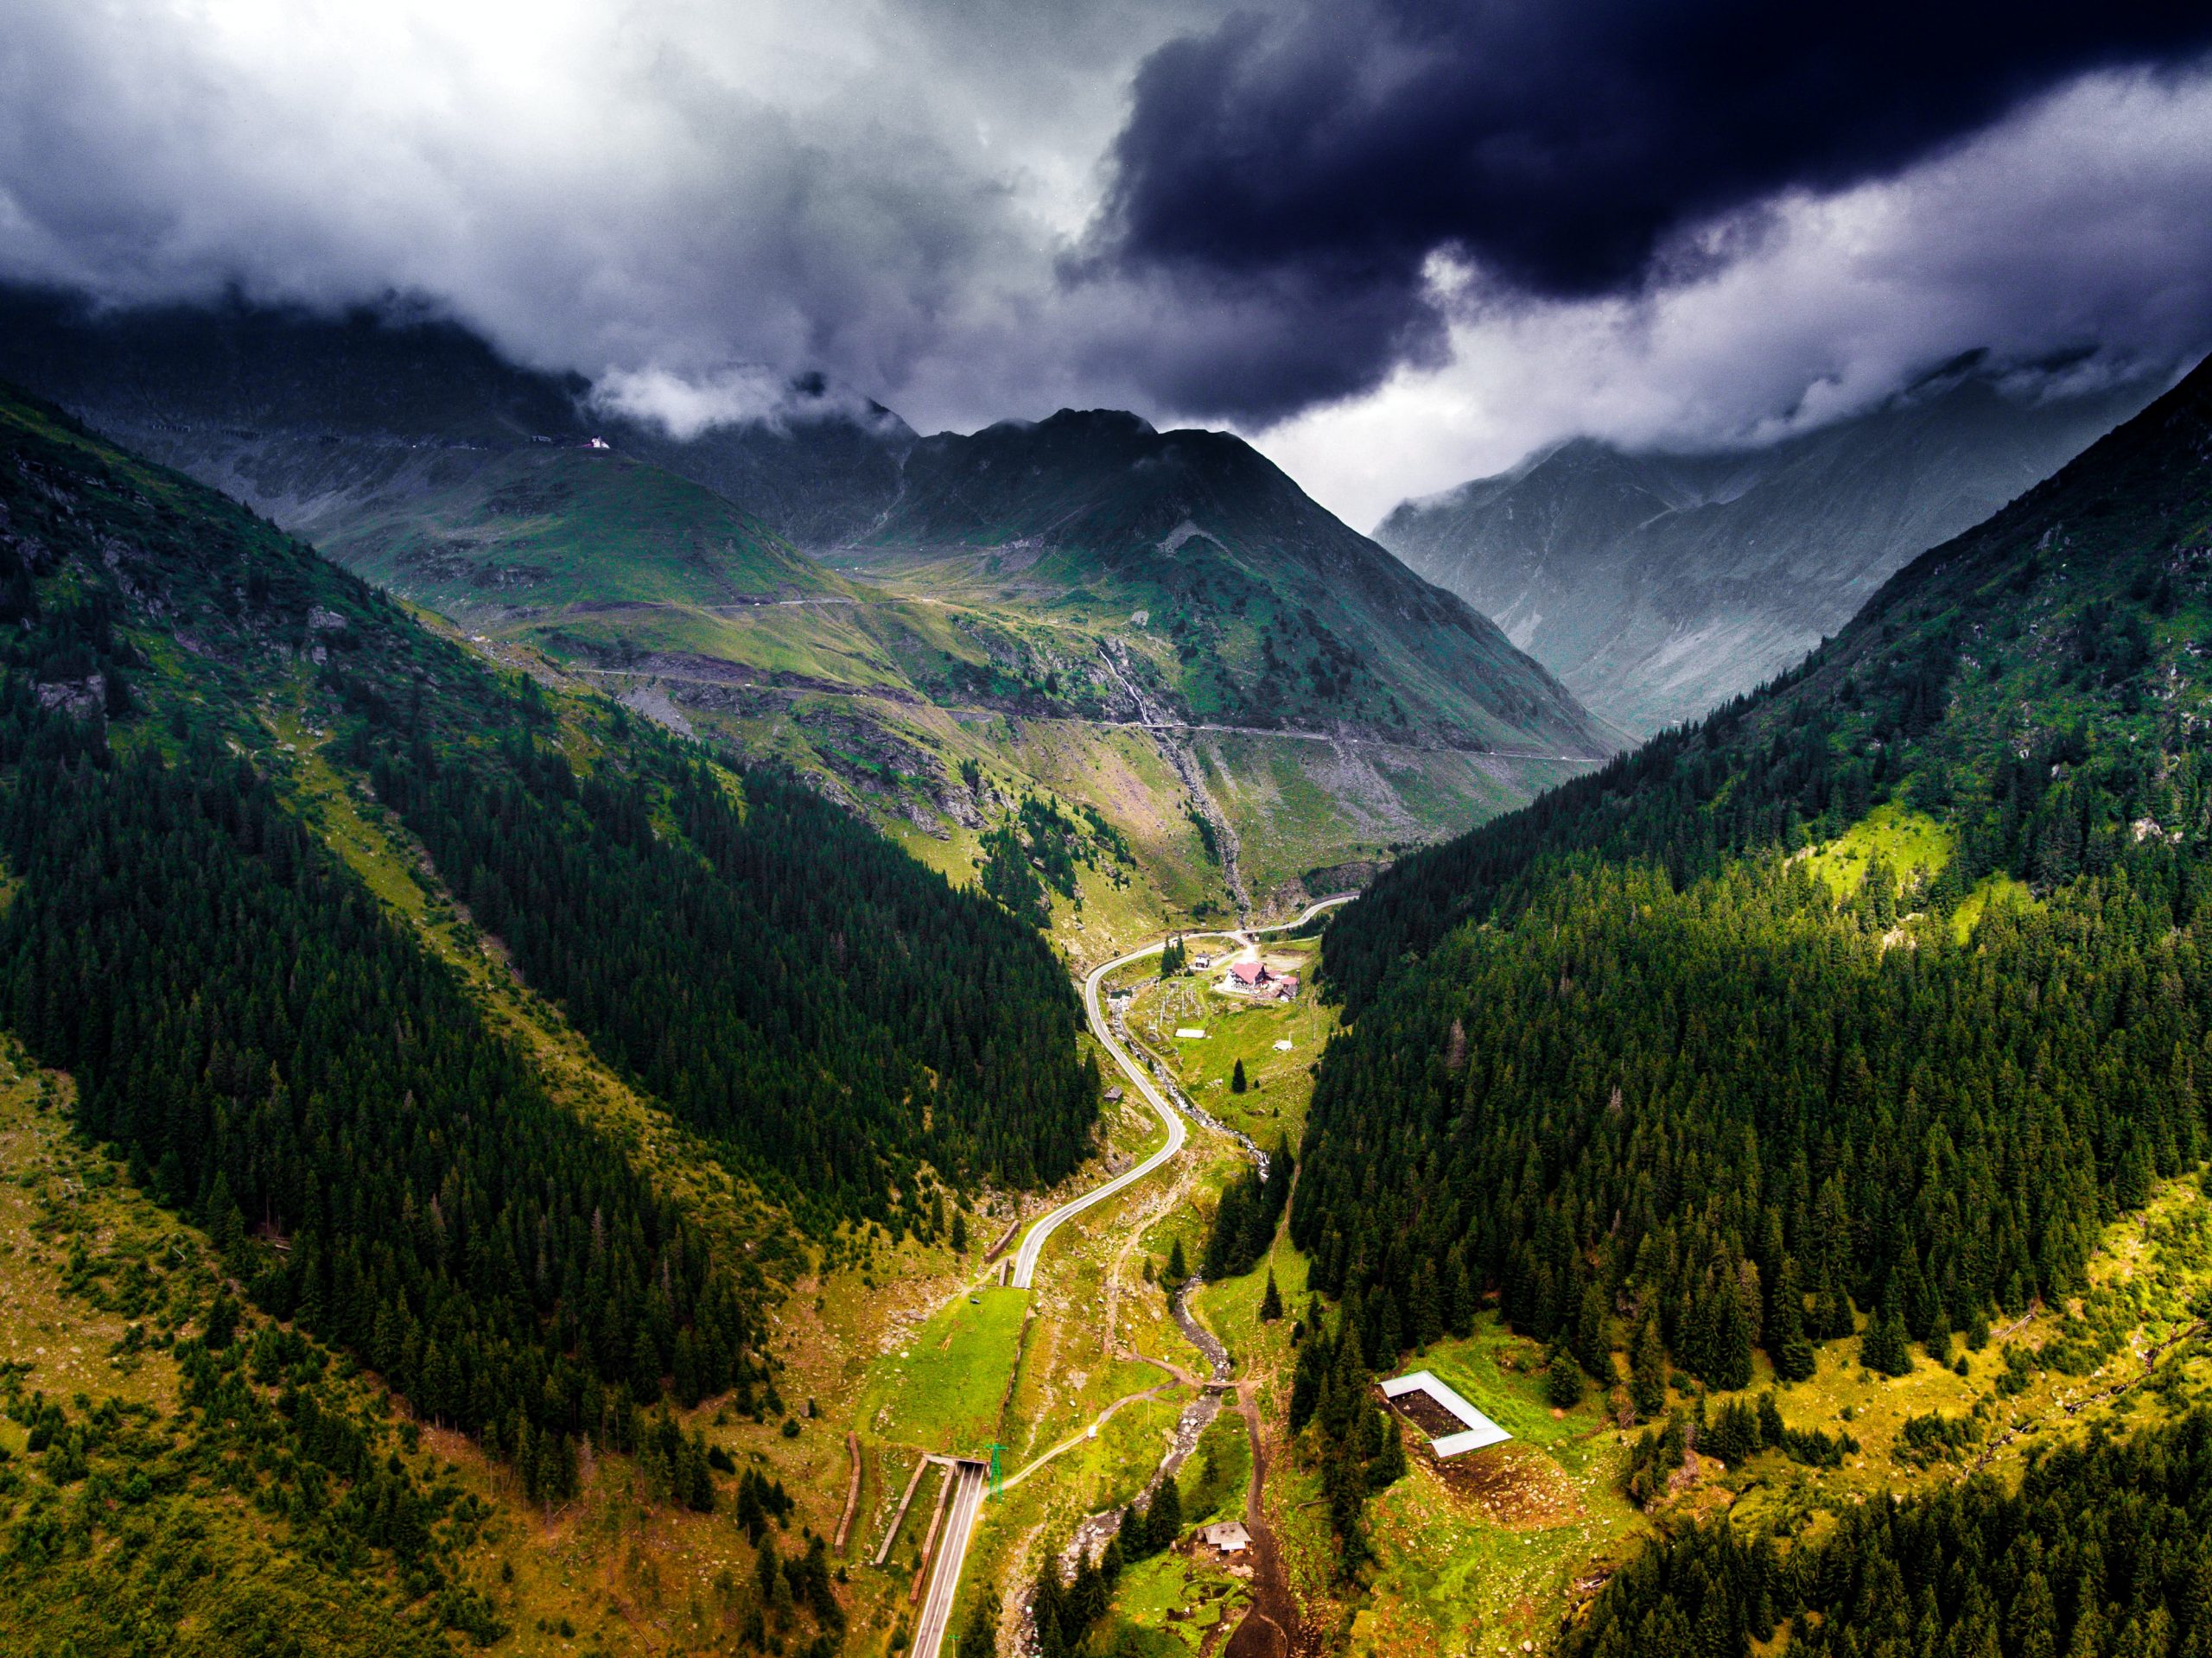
(1374, 361, 2164, 735)
(0, 285, 917, 551)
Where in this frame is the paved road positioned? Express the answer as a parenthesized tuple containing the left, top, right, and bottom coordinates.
(558, 661, 1602, 761)
(911, 1459, 988, 1658)
(911, 892, 1357, 1658)
(1011, 893, 1357, 1288)
(1009, 959, 1189, 1288)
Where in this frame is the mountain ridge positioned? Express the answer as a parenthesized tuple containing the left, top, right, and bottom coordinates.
(1375, 364, 2166, 735)
(0, 287, 1624, 930)
(846, 406, 1627, 756)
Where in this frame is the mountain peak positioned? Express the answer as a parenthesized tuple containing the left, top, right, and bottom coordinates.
(1033, 407, 1159, 438)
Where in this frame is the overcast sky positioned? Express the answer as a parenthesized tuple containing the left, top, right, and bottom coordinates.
(3, 0, 2210, 527)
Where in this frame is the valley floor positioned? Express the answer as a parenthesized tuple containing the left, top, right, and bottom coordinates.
(9, 896, 2212, 1658)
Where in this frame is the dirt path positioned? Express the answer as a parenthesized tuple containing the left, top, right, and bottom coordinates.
(1223, 1376, 1303, 1658)
(1175, 1286, 1302, 1658)
(1002, 1382, 1178, 1492)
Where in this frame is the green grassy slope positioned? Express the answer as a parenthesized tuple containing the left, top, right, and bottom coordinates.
(849, 409, 1625, 757)
(300, 442, 853, 613)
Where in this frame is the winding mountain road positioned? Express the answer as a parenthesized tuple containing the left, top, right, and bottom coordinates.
(1014, 894, 1357, 1286)
(909, 893, 1357, 1658)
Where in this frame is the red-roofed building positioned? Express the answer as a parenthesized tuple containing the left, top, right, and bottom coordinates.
(1224, 959, 1299, 1001)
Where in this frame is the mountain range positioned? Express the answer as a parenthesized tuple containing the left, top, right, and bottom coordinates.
(0, 286, 1621, 933)
(1375, 359, 2164, 736)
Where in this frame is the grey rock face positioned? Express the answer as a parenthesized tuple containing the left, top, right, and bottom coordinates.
(1375, 368, 2166, 736)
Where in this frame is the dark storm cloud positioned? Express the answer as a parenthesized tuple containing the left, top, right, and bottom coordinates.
(1, 0, 2209, 516)
(1097, 0, 2212, 416)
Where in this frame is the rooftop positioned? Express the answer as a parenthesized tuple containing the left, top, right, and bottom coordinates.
(1381, 1369, 1512, 1457)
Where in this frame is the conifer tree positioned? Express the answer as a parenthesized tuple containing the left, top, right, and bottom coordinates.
(1770, 1261, 1818, 1382)
(955, 1588, 1001, 1658)
(1546, 1344, 1585, 1409)
(1370, 1413, 1407, 1490)
(1861, 1307, 1914, 1377)
(755, 1534, 782, 1608)
(1151, 1472, 1181, 1545)
(1630, 1317, 1669, 1419)
(1573, 1281, 1611, 1382)
(1411, 1270, 1443, 1350)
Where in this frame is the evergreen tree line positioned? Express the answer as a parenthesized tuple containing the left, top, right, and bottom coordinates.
(0, 719, 763, 1454)
(1569, 1409, 2212, 1658)
(6, 1323, 506, 1650)
(1294, 848, 2211, 1394)
(1027, 1474, 1188, 1656)
(1294, 387, 2212, 1391)
(955, 1589, 1002, 1658)
(748, 1531, 842, 1653)
(1201, 1136, 1293, 1280)
(1028, 1529, 1126, 1658)
(0, 412, 766, 1470)
(368, 724, 1100, 1217)
(6, 378, 1101, 1228)
(1285, 1299, 1407, 1577)
(979, 820, 1050, 927)
(1623, 1394, 1859, 1509)
(1321, 359, 2212, 1020)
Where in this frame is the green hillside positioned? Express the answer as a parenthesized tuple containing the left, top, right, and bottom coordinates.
(1283, 358, 2212, 1645)
(854, 409, 1623, 755)
(298, 441, 854, 615)
(0, 382, 1103, 1651)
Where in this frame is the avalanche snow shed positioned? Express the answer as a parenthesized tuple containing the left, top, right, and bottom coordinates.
(1381, 1370, 1512, 1457)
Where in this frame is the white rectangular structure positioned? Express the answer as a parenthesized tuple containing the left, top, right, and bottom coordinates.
(1381, 1369, 1512, 1457)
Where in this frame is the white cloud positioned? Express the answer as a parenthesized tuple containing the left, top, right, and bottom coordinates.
(1252, 65, 2212, 529)
(0, 0, 1238, 419)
